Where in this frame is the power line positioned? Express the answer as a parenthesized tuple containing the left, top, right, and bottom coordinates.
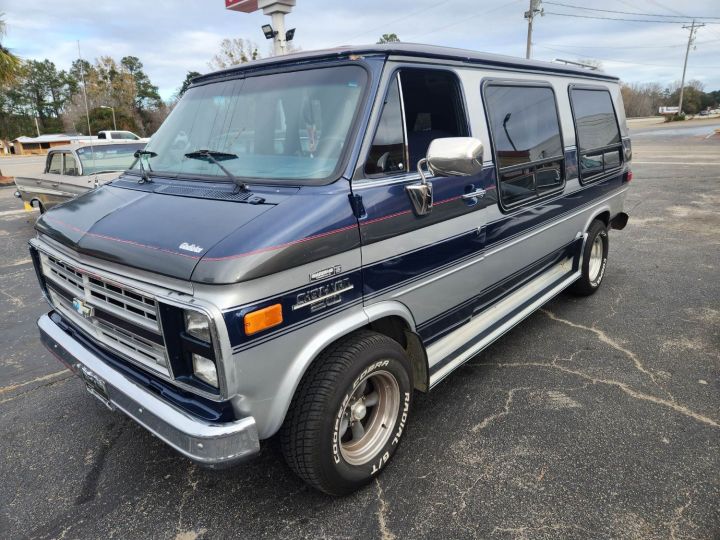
(647, 0, 720, 41)
(404, 0, 523, 39)
(344, 0, 454, 42)
(544, 11, 720, 24)
(538, 39, 720, 50)
(534, 44, 720, 69)
(543, 2, 720, 20)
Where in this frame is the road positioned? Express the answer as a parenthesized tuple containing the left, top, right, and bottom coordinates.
(0, 122, 718, 539)
(0, 155, 47, 179)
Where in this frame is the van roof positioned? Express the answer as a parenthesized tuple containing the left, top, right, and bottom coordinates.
(193, 42, 619, 84)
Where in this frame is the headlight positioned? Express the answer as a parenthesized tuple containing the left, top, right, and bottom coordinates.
(192, 353, 218, 387)
(184, 309, 211, 342)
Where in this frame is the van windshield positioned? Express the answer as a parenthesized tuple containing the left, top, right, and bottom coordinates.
(135, 65, 367, 183)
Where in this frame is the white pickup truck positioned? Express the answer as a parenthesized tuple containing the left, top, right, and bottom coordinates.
(97, 130, 150, 142)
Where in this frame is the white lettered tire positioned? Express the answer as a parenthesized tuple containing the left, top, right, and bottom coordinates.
(280, 330, 413, 496)
(571, 219, 609, 296)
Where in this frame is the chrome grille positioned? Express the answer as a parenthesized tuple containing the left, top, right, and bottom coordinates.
(39, 252, 169, 375)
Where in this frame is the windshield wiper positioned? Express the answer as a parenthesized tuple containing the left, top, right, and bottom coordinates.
(133, 149, 157, 184)
(184, 149, 247, 191)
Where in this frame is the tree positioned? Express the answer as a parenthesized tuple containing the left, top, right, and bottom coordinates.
(0, 13, 21, 87)
(377, 33, 400, 44)
(621, 82, 665, 117)
(63, 56, 139, 134)
(121, 56, 161, 110)
(209, 38, 260, 70)
(667, 79, 705, 115)
(176, 70, 202, 99)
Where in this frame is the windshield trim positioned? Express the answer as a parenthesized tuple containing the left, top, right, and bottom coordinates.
(145, 62, 373, 187)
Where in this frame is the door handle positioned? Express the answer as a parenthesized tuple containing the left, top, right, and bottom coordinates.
(51, 183, 59, 188)
(462, 188, 486, 200)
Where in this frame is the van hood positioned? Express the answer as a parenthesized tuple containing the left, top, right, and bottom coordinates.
(35, 177, 360, 284)
(35, 181, 279, 281)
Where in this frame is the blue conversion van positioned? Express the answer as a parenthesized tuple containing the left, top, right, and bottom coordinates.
(31, 44, 630, 495)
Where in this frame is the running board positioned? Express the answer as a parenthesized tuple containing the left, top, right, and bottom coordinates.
(427, 259, 580, 388)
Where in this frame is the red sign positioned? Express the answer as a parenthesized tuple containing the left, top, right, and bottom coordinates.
(226, 0, 259, 12)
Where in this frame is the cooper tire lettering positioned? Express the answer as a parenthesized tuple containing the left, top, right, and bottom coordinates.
(281, 331, 413, 496)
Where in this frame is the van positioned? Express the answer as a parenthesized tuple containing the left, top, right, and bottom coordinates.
(31, 44, 631, 496)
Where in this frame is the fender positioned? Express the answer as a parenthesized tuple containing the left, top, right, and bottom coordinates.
(583, 204, 611, 234)
(260, 300, 418, 438)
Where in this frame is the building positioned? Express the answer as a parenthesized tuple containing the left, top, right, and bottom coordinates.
(12, 134, 97, 156)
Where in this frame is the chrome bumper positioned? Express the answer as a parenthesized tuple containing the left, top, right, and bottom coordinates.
(38, 313, 260, 467)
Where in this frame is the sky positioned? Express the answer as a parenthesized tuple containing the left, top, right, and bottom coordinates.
(3, 0, 720, 100)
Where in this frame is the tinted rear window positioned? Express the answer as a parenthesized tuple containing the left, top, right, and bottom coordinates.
(485, 85, 563, 169)
(570, 89, 620, 151)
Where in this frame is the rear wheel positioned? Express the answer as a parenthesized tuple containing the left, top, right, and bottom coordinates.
(280, 331, 413, 496)
(570, 219, 609, 296)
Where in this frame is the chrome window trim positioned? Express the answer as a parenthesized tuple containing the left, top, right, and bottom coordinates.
(396, 71, 410, 174)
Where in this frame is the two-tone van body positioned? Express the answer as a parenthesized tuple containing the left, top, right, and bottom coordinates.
(31, 44, 631, 495)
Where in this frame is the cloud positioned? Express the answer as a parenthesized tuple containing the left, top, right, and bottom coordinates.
(3, 0, 719, 99)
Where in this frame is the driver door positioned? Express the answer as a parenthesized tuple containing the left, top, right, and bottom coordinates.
(354, 68, 497, 347)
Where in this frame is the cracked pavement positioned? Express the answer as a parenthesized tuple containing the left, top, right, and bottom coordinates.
(0, 121, 718, 539)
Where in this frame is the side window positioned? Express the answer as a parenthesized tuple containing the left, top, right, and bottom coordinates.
(569, 88, 622, 181)
(64, 153, 79, 176)
(47, 153, 62, 174)
(364, 75, 406, 175)
(97, 132, 107, 139)
(485, 84, 564, 207)
(364, 68, 468, 178)
(400, 70, 468, 169)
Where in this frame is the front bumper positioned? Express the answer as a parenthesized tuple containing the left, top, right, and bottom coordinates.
(38, 313, 260, 467)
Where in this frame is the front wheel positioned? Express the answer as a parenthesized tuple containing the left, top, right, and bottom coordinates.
(280, 331, 413, 496)
(570, 219, 609, 296)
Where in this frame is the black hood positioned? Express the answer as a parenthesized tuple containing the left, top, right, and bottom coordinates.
(35, 183, 278, 280)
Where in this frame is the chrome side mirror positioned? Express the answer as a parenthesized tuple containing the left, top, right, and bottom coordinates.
(427, 137, 484, 177)
(406, 137, 484, 216)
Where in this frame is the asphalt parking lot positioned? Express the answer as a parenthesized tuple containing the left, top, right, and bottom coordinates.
(1, 120, 718, 539)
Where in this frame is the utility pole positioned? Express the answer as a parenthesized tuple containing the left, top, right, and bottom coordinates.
(525, 0, 543, 59)
(677, 19, 704, 115)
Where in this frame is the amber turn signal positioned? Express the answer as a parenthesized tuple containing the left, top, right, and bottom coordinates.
(244, 304, 283, 335)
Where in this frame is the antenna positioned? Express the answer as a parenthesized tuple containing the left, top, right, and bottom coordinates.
(77, 41, 96, 173)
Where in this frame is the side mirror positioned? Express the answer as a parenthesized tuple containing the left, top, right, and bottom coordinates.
(426, 137, 484, 177)
(407, 137, 484, 216)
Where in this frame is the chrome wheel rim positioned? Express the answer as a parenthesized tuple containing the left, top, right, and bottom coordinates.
(339, 370, 400, 466)
(588, 235, 604, 282)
